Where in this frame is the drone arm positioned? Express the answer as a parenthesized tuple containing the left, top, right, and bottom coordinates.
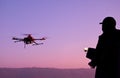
(32, 41, 43, 45)
(33, 41, 39, 45)
(14, 40, 23, 43)
(12, 37, 23, 40)
(34, 37, 47, 40)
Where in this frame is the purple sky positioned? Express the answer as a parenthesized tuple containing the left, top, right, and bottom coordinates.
(0, 0, 120, 68)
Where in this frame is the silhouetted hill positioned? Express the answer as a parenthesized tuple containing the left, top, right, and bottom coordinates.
(0, 68, 95, 78)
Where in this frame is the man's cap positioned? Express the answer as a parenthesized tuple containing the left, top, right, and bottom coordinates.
(99, 17, 116, 26)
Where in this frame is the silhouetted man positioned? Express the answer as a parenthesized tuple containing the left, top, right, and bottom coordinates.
(86, 17, 120, 78)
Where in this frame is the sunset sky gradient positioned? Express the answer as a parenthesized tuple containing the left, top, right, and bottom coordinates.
(0, 0, 120, 68)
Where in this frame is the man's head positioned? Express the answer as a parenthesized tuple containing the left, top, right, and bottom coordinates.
(100, 17, 116, 33)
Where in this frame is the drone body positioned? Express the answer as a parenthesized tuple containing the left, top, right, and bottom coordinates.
(12, 34, 47, 48)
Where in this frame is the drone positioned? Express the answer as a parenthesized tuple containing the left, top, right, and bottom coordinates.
(12, 34, 47, 48)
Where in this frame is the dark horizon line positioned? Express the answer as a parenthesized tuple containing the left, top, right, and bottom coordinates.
(0, 67, 92, 70)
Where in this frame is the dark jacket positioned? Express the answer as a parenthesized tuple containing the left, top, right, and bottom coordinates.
(95, 29, 120, 78)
